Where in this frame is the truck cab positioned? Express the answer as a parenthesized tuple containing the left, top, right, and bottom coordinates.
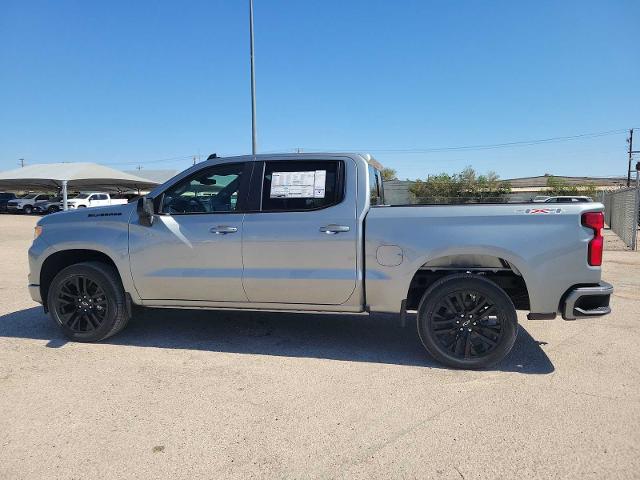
(64, 192, 128, 209)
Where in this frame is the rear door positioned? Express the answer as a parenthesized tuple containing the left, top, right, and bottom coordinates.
(129, 162, 250, 302)
(241, 159, 359, 305)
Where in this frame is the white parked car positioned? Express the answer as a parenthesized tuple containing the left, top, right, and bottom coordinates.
(62, 192, 129, 209)
(6, 193, 54, 214)
(532, 195, 551, 202)
(544, 196, 593, 203)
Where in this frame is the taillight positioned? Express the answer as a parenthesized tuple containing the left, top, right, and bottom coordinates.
(581, 212, 604, 266)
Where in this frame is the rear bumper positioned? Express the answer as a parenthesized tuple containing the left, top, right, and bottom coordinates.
(562, 281, 613, 320)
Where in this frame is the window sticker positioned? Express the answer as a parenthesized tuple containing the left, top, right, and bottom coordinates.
(270, 170, 327, 198)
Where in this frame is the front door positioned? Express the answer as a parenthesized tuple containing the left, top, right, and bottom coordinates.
(241, 159, 359, 305)
(129, 162, 250, 302)
(88, 194, 109, 207)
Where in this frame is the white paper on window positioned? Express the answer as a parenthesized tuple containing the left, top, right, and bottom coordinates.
(270, 170, 327, 198)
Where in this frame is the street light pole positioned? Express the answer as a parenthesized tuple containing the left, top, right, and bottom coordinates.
(249, 0, 257, 155)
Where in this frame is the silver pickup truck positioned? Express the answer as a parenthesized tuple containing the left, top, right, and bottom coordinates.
(27, 153, 612, 368)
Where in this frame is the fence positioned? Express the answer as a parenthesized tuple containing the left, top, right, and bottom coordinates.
(601, 187, 640, 250)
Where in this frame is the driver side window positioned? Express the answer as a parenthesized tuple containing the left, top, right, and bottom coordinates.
(161, 163, 246, 214)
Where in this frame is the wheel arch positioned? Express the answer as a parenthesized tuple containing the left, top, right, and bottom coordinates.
(40, 249, 121, 311)
(405, 253, 530, 311)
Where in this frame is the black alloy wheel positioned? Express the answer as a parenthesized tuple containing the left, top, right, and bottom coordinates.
(430, 290, 503, 358)
(48, 262, 130, 342)
(417, 274, 518, 369)
(54, 275, 109, 333)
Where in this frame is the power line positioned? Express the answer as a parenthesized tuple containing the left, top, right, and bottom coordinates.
(278, 128, 631, 154)
(98, 155, 196, 166)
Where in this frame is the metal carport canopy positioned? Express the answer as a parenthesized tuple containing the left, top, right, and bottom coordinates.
(0, 163, 159, 210)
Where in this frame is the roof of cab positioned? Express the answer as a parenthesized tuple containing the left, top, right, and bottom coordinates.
(205, 152, 384, 170)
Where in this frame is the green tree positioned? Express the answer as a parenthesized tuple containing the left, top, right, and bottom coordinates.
(409, 166, 511, 204)
(381, 168, 398, 181)
(545, 176, 597, 199)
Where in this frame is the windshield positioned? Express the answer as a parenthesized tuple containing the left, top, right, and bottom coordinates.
(22, 194, 38, 199)
(72, 194, 90, 199)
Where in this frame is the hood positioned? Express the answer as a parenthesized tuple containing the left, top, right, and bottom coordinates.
(38, 202, 136, 227)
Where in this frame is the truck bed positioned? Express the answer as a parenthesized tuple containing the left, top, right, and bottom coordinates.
(364, 202, 603, 315)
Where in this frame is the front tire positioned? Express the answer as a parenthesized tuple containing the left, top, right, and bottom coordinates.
(417, 274, 518, 369)
(23, 205, 33, 214)
(47, 262, 130, 342)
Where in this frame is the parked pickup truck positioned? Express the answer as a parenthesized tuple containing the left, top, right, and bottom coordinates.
(63, 192, 129, 209)
(27, 153, 613, 369)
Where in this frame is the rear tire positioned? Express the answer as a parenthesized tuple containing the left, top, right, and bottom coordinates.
(417, 274, 518, 369)
(47, 262, 130, 342)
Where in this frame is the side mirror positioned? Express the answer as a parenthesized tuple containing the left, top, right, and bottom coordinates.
(137, 197, 155, 227)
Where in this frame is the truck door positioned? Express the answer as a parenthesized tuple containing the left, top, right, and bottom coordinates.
(241, 159, 358, 305)
(129, 162, 250, 302)
(87, 194, 101, 207)
(91, 194, 109, 207)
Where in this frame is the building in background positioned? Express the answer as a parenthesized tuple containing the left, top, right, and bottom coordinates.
(503, 175, 627, 198)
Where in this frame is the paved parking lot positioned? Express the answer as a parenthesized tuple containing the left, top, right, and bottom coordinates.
(0, 214, 639, 479)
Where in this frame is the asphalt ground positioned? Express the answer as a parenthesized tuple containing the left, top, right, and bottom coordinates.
(0, 214, 638, 479)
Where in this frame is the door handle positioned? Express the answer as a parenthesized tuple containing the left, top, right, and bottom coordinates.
(210, 225, 238, 234)
(319, 224, 350, 234)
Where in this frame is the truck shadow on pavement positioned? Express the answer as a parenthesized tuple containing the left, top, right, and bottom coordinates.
(0, 307, 554, 374)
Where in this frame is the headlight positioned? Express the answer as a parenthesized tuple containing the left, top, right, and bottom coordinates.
(34, 225, 43, 240)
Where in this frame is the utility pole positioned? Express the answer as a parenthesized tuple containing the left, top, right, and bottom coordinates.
(193, 156, 197, 166)
(18, 158, 24, 168)
(627, 129, 640, 187)
(634, 161, 640, 251)
(249, 0, 257, 155)
(628, 129, 634, 187)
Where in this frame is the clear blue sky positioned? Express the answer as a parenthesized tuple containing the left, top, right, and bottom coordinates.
(1, 0, 638, 180)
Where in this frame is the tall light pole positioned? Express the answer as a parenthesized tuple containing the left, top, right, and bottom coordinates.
(249, 0, 257, 155)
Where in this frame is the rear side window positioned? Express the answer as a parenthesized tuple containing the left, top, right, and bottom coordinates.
(261, 161, 343, 211)
(368, 165, 384, 206)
